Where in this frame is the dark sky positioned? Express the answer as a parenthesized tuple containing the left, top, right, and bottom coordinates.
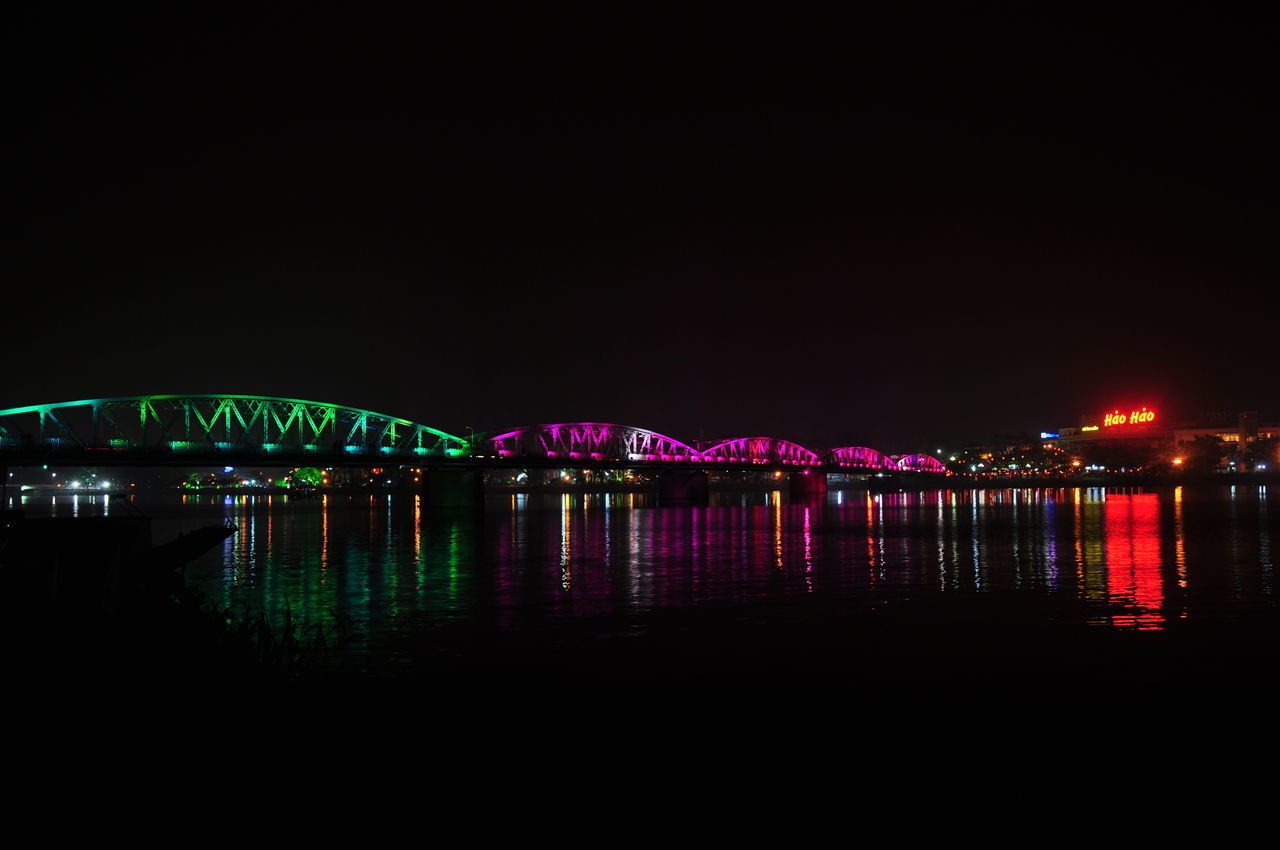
(6, 8, 1277, 451)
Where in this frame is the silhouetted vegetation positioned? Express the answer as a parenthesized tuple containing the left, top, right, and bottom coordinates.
(194, 595, 351, 678)
(1184, 435, 1229, 473)
(1247, 435, 1279, 469)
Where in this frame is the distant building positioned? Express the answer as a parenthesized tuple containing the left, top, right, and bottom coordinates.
(1172, 410, 1277, 447)
(1044, 406, 1278, 461)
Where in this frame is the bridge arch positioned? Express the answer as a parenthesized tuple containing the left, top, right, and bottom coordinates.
(697, 437, 820, 465)
(489, 423, 701, 462)
(0, 394, 468, 460)
(893, 453, 948, 473)
(825, 446, 894, 470)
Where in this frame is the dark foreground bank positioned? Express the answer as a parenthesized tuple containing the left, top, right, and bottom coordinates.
(8, 582, 1280, 730)
(323, 595, 1280, 696)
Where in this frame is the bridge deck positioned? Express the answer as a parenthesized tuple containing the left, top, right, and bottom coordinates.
(0, 446, 943, 476)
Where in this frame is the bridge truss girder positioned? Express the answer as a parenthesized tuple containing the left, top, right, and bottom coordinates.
(0, 395, 468, 464)
(697, 436, 821, 466)
(825, 446, 895, 470)
(891, 453, 948, 473)
(490, 422, 702, 462)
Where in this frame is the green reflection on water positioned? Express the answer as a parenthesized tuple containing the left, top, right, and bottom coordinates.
(182, 493, 480, 647)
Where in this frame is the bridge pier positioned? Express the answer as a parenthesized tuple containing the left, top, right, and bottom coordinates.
(421, 468, 485, 511)
(658, 469, 709, 505)
(789, 469, 829, 498)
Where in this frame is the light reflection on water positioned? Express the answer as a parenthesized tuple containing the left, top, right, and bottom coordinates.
(13, 485, 1280, 662)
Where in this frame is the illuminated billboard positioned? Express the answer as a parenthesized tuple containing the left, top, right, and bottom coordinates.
(1102, 407, 1156, 428)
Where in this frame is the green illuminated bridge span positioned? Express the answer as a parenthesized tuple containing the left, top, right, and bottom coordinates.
(0, 395, 470, 467)
(0, 395, 947, 475)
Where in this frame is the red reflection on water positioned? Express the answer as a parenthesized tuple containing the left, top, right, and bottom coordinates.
(1104, 493, 1164, 629)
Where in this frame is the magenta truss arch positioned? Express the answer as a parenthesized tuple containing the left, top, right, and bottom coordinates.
(698, 437, 820, 466)
(488, 423, 701, 462)
(893, 453, 948, 473)
(825, 446, 894, 470)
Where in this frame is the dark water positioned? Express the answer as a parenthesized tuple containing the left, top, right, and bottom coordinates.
(13, 485, 1280, 680)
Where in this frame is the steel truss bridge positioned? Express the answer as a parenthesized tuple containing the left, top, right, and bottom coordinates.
(0, 395, 947, 475)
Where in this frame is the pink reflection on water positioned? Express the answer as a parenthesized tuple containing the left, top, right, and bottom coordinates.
(803, 506, 813, 591)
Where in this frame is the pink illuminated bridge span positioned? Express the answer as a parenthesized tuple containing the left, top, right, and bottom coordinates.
(487, 422, 946, 473)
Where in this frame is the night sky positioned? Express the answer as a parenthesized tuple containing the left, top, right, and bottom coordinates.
(7, 9, 1277, 452)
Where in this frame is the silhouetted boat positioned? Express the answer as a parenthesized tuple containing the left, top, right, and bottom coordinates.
(138, 517, 237, 571)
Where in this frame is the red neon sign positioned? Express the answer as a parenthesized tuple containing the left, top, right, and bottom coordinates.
(1103, 407, 1156, 427)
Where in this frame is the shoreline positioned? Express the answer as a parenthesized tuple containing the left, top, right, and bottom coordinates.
(13, 473, 1277, 501)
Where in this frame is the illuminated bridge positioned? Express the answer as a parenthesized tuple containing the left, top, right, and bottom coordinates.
(0, 395, 945, 503)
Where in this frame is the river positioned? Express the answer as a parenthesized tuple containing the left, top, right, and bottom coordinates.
(12, 485, 1280, 693)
